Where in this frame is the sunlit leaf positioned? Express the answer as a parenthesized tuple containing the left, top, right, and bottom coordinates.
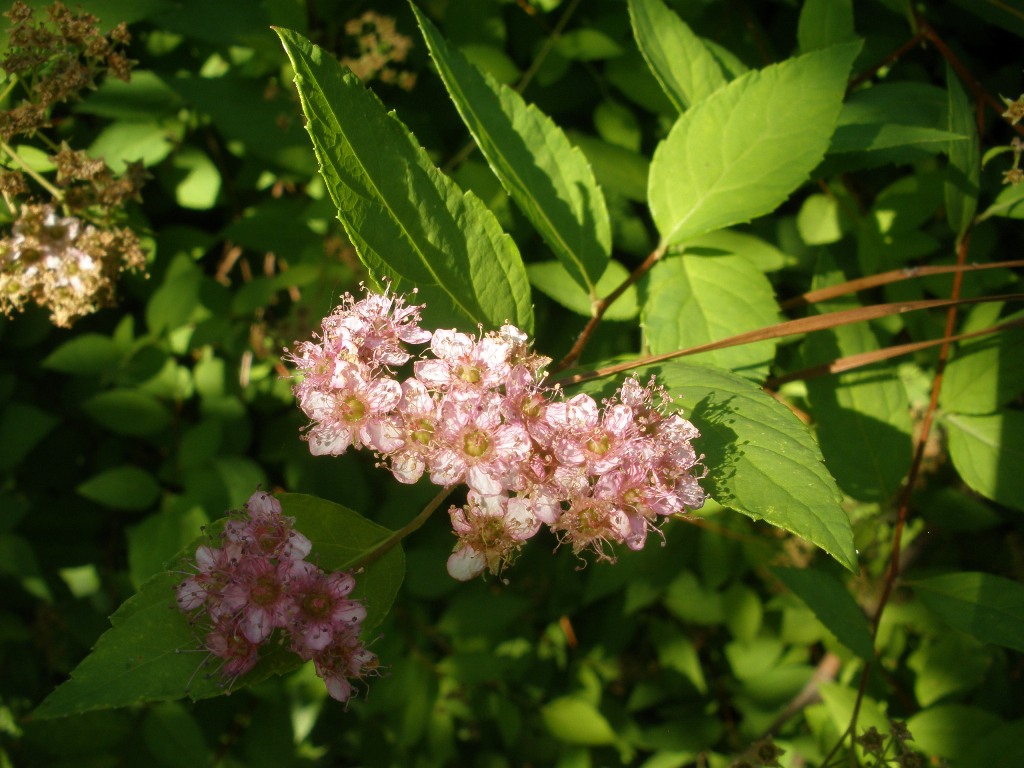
(641, 254, 782, 380)
(650, 42, 860, 246)
(945, 63, 981, 241)
(276, 27, 533, 334)
(628, 0, 727, 112)
(414, 7, 610, 297)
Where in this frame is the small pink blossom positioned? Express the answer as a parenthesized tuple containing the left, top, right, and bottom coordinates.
(447, 491, 541, 580)
(324, 285, 432, 368)
(221, 556, 294, 644)
(177, 490, 374, 703)
(204, 616, 261, 680)
(414, 329, 511, 401)
(430, 394, 531, 495)
(300, 361, 402, 455)
(377, 378, 440, 484)
(312, 633, 380, 704)
(554, 493, 633, 559)
(224, 491, 312, 561)
(285, 561, 367, 656)
(549, 395, 643, 475)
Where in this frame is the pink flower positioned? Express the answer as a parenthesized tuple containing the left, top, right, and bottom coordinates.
(324, 285, 432, 368)
(430, 393, 531, 495)
(221, 556, 294, 643)
(300, 361, 402, 455)
(553, 493, 632, 559)
(377, 378, 440, 484)
(555, 396, 644, 475)
(447, 491, 541, 580)
(204, 616, 261, 680)
(223, 491, 312, 561)
(285, 561, 367, 656)
(501, 365, 556, 446)
(414, 329, 511, 401)
(312, 633, 379, 704)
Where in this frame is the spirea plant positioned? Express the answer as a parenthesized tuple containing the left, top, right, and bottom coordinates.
(0, 2, 146, 327)
(12, 1, 1023, 766)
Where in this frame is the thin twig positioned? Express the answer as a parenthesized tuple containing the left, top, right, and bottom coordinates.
(553, 293, 1024, 388)
(552, 243, 667, 372)
(915, 11, 1024, 136)
(351, 486, 454, 570)
(779, 259, 1024, 310)
(766, 317, 1024, 388)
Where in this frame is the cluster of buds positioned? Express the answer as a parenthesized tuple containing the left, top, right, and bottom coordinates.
(176, 491, 378, 703)
(289, 286, 707, 581)
(855, 721, 926, 768)
(341, 10, 417, 91)
(0, 1, 131, 141)
(0, 2, 146, 327)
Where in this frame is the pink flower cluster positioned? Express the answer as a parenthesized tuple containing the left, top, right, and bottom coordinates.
(176, 491, 377, 703)
(289, 286, 707, 581)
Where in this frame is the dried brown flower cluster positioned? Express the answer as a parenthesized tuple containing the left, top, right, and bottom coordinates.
(0, 204, 145, 327)
(1, 1, 131, 141)
(0, 2, 146, 327)
(341, 11, 416, 91)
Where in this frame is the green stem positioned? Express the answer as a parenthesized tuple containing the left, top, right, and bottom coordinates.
(351, 486, 454, 571)
(0, 139, 63, 200)
(0, 74, 20, 103)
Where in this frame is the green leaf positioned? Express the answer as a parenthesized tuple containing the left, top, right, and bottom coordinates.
(141, 702, 209, 767)
(628, 0, 727, 112)
(941, 307, 1024, 415)
(983, 178, 1024, 219)
(568, 132, 649, 203)
(819, 683, 890, 735)
(797, 193, 843, 245)
(0, 402, 58, 472)
(33, 493, 404, 718)
(527, 260, 637, 320)
(127, 499, 209, 589)
(413, 7, 610, 298)
(683, 229, 794, 272)
(908, 705, 1005, 765)
(945, 64, 980, 241)
(541, 697, 617, 745)
(582, 361, 856, 570)
(829, 82, 968, 154)
(802, 282, 914, 502)
(770, 567, 874, 659)
(649, 41, 860, 246)
(76, 70, 183, 121)
(42, 333, 125, 376)
(555, 29, 623, 61)
(169, 75, 319, 174)
(911, 572, 1024, 653)
(275, 27, 532, 334)
(641, 254, 782, 380)
(797, 0, 856, 53)
(89, 121, 175, 173)
(77, 466, 161, 511)
(907, 633, 990, 706)
(945, 411, 1024, 512)
(81, 389, 173, 436)
(162, 146, 220, 210)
